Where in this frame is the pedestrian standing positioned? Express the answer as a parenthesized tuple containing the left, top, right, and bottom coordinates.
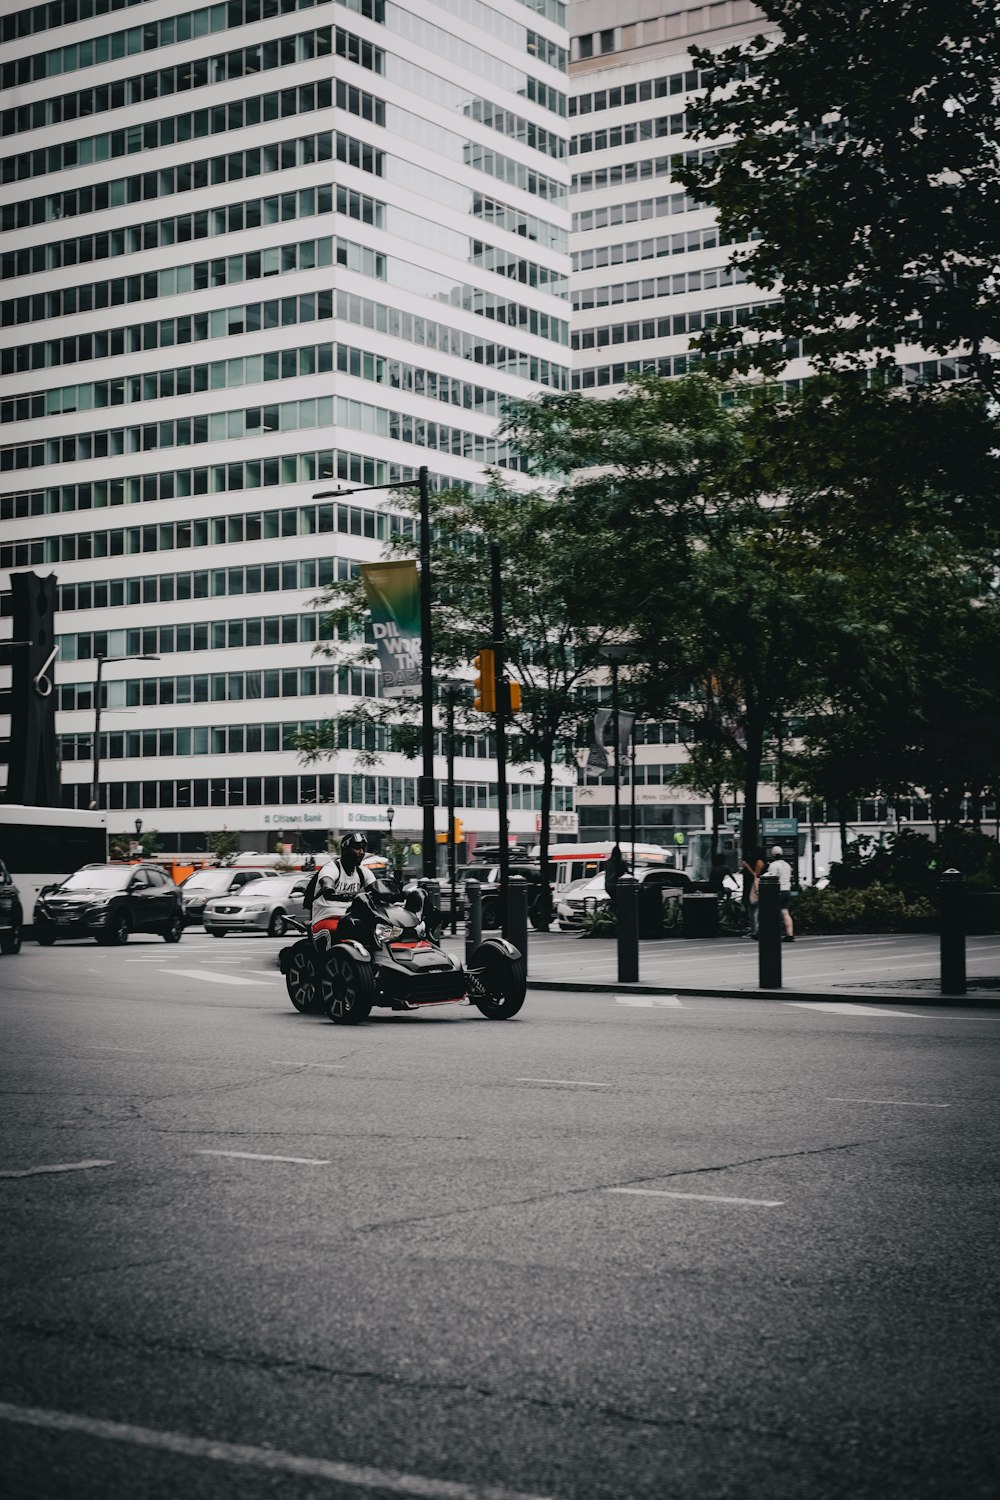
(741, 846, 766, 938)
(768, 845, 795, 941)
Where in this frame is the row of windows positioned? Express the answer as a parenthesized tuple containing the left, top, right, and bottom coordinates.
(460, 140, 566, 206)
(390, 0, 567, 73)
(42, 558, 352, 617)
(573, 189, 703, 236)
(463, 97, 565, 162)
(569, 68, 706, 118)
(0, 184, 331, 284)
(572, 225, 740, 272)
(59, 721, 513, 762)
(572, 153, 678, 197)
(0, 392, 523, 473)
(1, 74, 337, 185)
(59, 611, 327, 662)
(572, 300, 777, 352)
(1, 127, 333, 233)
(58, 665, 385, 710)
(0, 444, 421, 536)
(1, 21, 379, 140)
(572, 353, 706, 389)
(60, 773, 573, 813)
(331, 289, 570, 387)
(1, 282, 570, 388)
(570, 112, 687, 158)
(2, 0, 148, 45)
(473, 192, 566, 253)
(62, 722, 329, 761)
(1, 230, 334, 326)
(573, 264, 750, 313)
(0, 0, 336, 90)
(5, 339, 509, 426)
(383, 0, 566, 116)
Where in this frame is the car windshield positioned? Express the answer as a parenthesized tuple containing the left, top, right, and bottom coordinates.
(59, 867, 131, 891)
(182, 870, 236, 892)
(237, 877, 296, 898)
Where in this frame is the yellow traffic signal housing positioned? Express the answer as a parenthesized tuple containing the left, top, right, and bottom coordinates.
(453, 817, 465, 843)
(506, 679, 522, 713)
(472, 648, 496, 712)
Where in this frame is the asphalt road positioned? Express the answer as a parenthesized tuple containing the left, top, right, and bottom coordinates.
(2, 933, 999, 1500)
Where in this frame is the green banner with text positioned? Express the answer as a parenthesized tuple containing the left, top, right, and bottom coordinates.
(360, 560, 422, 698)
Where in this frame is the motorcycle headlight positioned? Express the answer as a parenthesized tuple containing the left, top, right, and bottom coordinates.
(375, 922, 403, 943)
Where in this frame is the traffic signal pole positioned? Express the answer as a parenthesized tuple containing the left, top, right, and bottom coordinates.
(418, 465, 437, 880)
(490, 542, 510, 916)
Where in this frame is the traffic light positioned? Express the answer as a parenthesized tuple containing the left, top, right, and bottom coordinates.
(506, 679, 522, 714)
(453, 817, 465, 843)
(472, 648, 495, 712)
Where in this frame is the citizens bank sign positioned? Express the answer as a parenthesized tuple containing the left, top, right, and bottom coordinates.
(262, 808, 332, 827)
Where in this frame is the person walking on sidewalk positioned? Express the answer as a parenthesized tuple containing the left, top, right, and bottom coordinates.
(768, 845, 795, 941)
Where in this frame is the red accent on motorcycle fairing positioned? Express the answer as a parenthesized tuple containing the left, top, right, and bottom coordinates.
(389, 940, 433, 950)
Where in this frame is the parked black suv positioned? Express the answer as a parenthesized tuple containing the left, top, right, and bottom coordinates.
(34, 863, 184, 946)
(0, 858, 23, 954)
(445, 862, 551, 931)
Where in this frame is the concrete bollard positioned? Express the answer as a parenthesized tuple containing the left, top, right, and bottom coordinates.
(757, 873, 782, 989)
(506, 874, 529, 963)
(617, 874, 639, 984)
(464, 878, 482, 965)
(939, 868, 966, 996)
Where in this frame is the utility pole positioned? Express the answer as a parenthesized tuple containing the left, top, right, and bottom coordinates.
(417, 465, 436, 879)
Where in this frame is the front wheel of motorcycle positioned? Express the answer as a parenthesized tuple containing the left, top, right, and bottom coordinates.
(472, 951, 526, 1020)
(324, 949, 375, 1025)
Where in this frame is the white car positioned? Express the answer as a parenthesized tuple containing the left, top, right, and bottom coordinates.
(556, 865, 690, 930)
(202, 874, 312, 937)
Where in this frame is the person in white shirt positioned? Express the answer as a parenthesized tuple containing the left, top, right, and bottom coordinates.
(768, 845, 795, 941)
(309, 832, 377, 949)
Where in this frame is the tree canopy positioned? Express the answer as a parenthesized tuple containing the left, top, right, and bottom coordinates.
(679, 0, 1000, 393)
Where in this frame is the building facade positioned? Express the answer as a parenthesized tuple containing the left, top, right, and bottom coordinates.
(0, 0, 575, 857)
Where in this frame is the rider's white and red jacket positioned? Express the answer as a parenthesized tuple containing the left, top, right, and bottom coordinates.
(311, 859, 376, 934)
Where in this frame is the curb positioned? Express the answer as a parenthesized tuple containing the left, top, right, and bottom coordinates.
(525, 979, 1000, 1008)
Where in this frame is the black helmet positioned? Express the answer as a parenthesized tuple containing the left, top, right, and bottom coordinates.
(340, 832, 368, 867)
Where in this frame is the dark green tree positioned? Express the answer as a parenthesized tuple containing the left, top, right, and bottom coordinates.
(679, 0, 1000, 394)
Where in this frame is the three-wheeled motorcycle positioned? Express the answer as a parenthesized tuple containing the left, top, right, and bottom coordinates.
(278, 881, 526, 1024)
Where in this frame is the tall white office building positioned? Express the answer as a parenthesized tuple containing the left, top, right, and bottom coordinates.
(0, 0, 574, 856)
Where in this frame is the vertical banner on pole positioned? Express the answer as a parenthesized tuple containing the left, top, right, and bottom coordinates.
(360, 561, 422, 697)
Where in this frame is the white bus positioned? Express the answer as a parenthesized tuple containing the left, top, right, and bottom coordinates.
(0, 805, 108, 926)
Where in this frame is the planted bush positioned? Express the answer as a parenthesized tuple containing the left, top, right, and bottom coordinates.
(793, 882, 934, 935)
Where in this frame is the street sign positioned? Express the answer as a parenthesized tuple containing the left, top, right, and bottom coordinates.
(761, 818, 798, 835)
(726, 811, 742, 824)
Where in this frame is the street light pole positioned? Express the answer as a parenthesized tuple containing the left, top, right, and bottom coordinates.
(385, 803, 395, 866)
(90, 653, 159, 811)
(609, 655, 621, 848)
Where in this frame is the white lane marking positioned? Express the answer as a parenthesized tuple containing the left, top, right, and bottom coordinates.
(515, 1078, 608, 1088)
(785, 1002, 926, 1017)
(158, 968, 277, 986)
(248, 969, 284, 977)
(0, 1159, 114, 1180)
(826, 1096, 951, 1109)
(0, 1401, 554, 1500)
(608, 1187, 783, 1207)
(196, 1150, 331, 1166)
(614, 995, 683, 1008)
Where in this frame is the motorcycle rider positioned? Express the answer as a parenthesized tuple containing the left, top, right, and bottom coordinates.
(309, 832, 376, 949)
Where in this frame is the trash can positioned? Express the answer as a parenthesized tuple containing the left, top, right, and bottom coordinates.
(638, 881, 664, 938)
(681, 892, 719, 938)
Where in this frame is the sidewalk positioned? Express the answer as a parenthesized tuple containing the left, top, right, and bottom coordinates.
(444, 930, 1000, 1006)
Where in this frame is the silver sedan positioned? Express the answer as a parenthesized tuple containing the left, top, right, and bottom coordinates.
(202, 875, 311, 938)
